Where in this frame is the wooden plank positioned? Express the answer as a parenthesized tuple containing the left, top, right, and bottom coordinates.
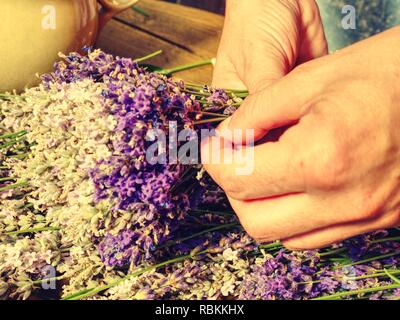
(96, 19, 215, 84)
(113, 0, 224, 59)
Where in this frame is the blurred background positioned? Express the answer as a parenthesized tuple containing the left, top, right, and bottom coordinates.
(163, 0, 225, 14)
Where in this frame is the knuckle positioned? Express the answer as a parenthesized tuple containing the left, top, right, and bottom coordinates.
(363, 187, 390, 221)
(239, 216, 277, 243)
(305, 126, 349, 190)
(202, 163, 219, 184)
(386, 210, 400, 227)
(239, 217, 264, 241)
(241, 94, 260, 119)
(353, 206, 381, 221)
(220, 176, 248, 201)
(244, 226, 266, 243)
(292, 61, 315, 76)
(351, 192, 386, 221)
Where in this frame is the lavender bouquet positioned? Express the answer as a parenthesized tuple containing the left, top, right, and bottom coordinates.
(0, 49, 399, 300)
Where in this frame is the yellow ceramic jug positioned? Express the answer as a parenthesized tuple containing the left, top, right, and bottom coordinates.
(0, 0, 138, 92)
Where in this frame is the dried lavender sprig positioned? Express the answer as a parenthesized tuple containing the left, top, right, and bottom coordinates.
(158, 59, 214, 75)
(63, 249, 210, 300)
(3, 226, 60, 236)
(312, 283, 400, 300)
(298, 269, 400, 287)
(258, 235, 400, 258)
(12, 222, 400, 300)
(330, 252, 400, 272)
(67, 235, 400, 300)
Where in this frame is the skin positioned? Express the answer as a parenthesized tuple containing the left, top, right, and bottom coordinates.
(202, 0, 400, 249)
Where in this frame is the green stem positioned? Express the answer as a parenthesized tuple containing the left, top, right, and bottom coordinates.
(134, 50, 163, 63)
(231, 93, 248, 99)
(183, 90, 212, 97)
(19, 203, 34, 209)
(0, 130, 27, 140)
(332, 252, 400, 271)
(4, 226, 60, 236)
(189, 209, 235, 217)
(62, 288, 94, 300)
(312, 284, 400, 300)
(194, 117, 227, 125)
(384, 269, 400, 284)
(0, 139, 24, 150)
(9, 153, 28, 159)
(259, 242, 282, 250)
(158, 223, 239, 249)
(0, 93, 24, 100)
(372, 236, 400, 244)
(51, 232, 400, 300)
(0, 181, 28, 192)
(345, 269, 400, 281)
(312, 235, 400, 262)
(299, 269, 400, 286)
(32, 274, 67, 285)
(131, 5, 150, 17)
(199, 111, 229, 117)
(319, 248, 347, 258)
(0, 177, 16, 182)
(158, 59, 214, 75)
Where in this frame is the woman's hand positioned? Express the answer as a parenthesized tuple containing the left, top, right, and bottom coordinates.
(203, 27, 400, 249)
(213, 0, 328, 93)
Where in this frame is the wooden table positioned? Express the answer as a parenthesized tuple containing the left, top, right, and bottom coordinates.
(96, 0, 224, 84)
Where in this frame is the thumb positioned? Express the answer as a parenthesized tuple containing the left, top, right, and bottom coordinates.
(297, 0, 329, 64)
(212, 52, 247, 91)
(224, 68, 317, 143)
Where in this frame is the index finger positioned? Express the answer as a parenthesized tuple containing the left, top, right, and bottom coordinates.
(201, 125, 306, 200)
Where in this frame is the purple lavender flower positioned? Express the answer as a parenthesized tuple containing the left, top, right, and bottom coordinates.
(44, 49, 204, 267)
(99, 230, 141, 267)
(344, 234, 371, 260)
